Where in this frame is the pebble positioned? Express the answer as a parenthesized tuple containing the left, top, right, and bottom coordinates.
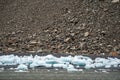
(30, 40, 40, 44)
(37, 49, 43, 53)
(7, 48, 15, 52)
(84, 32, 89, 37)
(28, 51, 36, 53)
(64, 38, 70, 42)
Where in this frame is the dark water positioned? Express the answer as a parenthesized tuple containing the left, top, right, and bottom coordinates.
(0, 69, 120, 80)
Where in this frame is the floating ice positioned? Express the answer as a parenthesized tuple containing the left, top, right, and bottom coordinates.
(30, 60, 44, 68)
(66, 64, 78, 72)
(105, 64, 111, 68)
(0, 62, 3, 65)
(85, 64, 95, 69)
(71, 56, 93, 66)
(0, 54, 17, 65)
(43, 63, 52, 68)
(59, 56, 73, 63)
(44, 54, 57, 60)
(53, 63, 66, 68)
(0, 54, 119, 72)
(45, 59, 58, 65)
(16, 64, 28, 71)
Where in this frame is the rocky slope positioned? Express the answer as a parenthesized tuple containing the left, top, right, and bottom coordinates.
(0, 0, 120, 55)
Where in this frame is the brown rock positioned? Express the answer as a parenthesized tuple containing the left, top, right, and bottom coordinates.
(109, 52, 118, 56)
(0, 0, 119, 55)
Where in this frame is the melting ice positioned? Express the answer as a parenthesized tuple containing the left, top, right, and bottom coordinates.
(0, 54, 120, 72)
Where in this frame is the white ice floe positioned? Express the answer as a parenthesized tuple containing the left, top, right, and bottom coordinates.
(30, 60, 45, 68)
(0, 54, 120, 72)
(0, 54, 17, 65)
(66, 64, 78, 72)
(53, 63, 67, 68)
(85, 64, 95, 69)
(104, 57, 120, 68)
(43, 64, 52, 68)
(71, 56, 93, 67)
(44, 54, 57, 60)
(0, 62, 3, 65)
(16, 64, 28, 71)
(59, 55, 73, 63)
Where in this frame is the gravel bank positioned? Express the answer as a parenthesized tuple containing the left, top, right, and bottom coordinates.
(0, 0, 120, 55)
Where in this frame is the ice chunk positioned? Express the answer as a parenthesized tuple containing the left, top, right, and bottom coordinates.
(0, 62, 3, 65)
(53, 63, 67, 68)
(30, 59, 45, 68)
(72, 56, 93, 66)
(85, 64, 95, 69)
(94, 63, 105, 68)
(30, 62, 39, 68)
(44, 64, 52, 68)
(66, 64, 78, 72)
(44, 54, 57, 60)
(0, 54, 16, 65)
(95, 58, 107, 63)
(107, 57, 120, 68)
(20, 55, 33, 65)
(45, 59, 58, 64)
(16, 64, 28, 71)
(59, 55, 73, 63)
(105, 64, 111, 68)
(71, 58, 86, 66)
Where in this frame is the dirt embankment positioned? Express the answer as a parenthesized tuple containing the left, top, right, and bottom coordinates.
(0, 0, 120, 55)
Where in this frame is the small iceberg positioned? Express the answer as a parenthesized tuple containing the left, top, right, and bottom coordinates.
(71, 56, 88, 66)
(16, 64, 28, 71)
(85, 64, 95, 69)
(0, 54, 119, 72)
(66, 64, 78, 72)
